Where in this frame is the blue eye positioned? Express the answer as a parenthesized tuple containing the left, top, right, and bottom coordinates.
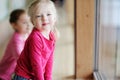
(36, 15, 42, 18)
(47, 14, 51, 16)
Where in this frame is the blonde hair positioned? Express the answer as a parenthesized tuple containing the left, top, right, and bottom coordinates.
(28, 0, 59, 39)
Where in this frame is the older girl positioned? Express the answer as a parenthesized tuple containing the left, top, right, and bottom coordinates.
(0, 9, 31, 80)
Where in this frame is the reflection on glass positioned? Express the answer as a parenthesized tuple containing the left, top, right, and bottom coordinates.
(98, 0, 120, 79)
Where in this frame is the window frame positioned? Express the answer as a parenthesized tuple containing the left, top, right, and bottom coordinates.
(93, 0, 105, 80)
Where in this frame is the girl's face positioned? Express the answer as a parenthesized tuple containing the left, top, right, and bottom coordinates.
(13, 13, 31, 34)
(33, 3, 56, 31)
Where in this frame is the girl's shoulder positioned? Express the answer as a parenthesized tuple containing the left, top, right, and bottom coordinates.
(12, 32, 23, 43)
(26, 29, 43, 48)
(28, 28, 43, 42)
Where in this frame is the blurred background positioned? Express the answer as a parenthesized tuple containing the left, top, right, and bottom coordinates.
(0, 0, 75, 79)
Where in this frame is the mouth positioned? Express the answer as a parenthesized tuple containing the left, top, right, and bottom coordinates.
(42, 23, 49, 26)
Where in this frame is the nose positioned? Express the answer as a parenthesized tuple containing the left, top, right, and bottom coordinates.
(26, 23, 29, 27)
(42, 15, 48, 22)
(26, 22, 30, 29)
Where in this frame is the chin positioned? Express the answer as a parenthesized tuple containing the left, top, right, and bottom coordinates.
(42, 26, 51, 30)
(43, 28, 51, 31)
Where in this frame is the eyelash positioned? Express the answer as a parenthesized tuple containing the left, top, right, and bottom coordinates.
(23, 22, 27, 24)
(47, 14, 51, 16)
(36, 15, 42, 18)
(36, 14, 52, 18)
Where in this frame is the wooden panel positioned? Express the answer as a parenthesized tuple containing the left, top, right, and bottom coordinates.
(76, 0, 94, 79)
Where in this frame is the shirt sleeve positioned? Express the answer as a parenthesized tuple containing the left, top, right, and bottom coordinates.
(29, 35, 44, 80)
(13, 38, 24, 59)
(44, 51, 54, 80)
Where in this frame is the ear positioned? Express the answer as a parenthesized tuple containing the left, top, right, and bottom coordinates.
(11, 23, 17, 30)
(11, 23, 15, 27)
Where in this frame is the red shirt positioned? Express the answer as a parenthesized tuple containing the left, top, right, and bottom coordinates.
(15, 28, 55, 80)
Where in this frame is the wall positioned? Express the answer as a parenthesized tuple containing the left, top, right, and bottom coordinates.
(0, 20, 13, 59)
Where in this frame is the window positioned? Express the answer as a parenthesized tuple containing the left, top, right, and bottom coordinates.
(94, 0, 120, 80)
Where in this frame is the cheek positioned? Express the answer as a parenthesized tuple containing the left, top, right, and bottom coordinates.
(19, 24, 28, 30)
(17, 24, 23, 30)
(35, 19, 42, 26)
(20, 26, 26, 31)
(49, 17, 56, 26)
(15, 23, 26, 32)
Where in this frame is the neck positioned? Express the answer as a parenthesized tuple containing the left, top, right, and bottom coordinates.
(41, 29, 51, 40)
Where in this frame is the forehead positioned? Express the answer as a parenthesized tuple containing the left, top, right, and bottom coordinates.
(19, 13, 30, 20)
(35, 3, 55, 14)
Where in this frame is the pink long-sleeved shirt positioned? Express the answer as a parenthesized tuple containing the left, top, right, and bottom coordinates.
(0, 32, 26, 80)
(15, 28, 55, 80)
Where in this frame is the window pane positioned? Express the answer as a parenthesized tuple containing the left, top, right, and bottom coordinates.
(98, 0, 120, 79)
